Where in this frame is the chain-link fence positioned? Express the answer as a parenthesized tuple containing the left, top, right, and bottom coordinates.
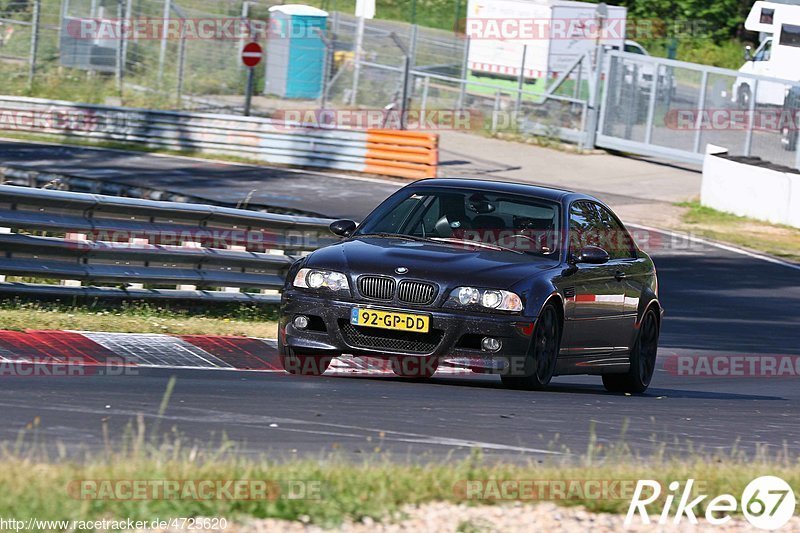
(5, 1, 800, 172)
(1, 0, 57, 89)
(1, 0, 282, 110)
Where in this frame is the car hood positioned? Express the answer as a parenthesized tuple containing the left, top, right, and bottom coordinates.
(304, 236, 559, 290)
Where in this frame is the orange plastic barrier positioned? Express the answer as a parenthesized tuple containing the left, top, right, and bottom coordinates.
(364, 130, 438, 179)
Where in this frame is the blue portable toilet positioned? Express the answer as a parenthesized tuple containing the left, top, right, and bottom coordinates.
(265, 4, 329, 99)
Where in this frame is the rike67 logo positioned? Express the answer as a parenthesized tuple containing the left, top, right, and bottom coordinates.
(626, 476, 796, 530)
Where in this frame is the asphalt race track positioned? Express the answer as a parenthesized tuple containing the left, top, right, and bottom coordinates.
(0, 141, 798, 461)
(0, 140, 402, 218)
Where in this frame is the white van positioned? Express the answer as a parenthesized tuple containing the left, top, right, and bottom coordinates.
(734, 1, 800, 107)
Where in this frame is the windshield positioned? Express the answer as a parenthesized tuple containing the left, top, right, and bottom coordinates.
(355, 188, 561, 259)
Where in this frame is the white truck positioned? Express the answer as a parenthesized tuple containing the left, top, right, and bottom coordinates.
(465, 0, 627, 81)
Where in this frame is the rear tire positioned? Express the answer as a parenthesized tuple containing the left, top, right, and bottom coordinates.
(501, 303, 561, 391)
(602, 308, 660, 394)
(281, 348, 332, 376)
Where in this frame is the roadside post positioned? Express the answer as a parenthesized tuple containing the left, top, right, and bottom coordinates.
(350, 0, 376, 105)
(241, 42, 263, 116)
(585, 2, 608, 150)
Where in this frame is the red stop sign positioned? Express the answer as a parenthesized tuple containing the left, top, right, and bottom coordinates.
(241, 42, 263, 68)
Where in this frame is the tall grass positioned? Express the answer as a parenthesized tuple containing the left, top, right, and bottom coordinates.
(0, 382, 797, 528)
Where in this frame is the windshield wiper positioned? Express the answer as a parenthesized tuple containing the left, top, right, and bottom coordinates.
(356, 232, 437, 243)
(430, 237, 524, 255)
(358, 233, 527, 255)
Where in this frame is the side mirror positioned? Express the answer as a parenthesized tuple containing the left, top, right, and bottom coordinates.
(744, 45, 753, 61)
(572, 246, 610, 265)
(329, 219, 357, 237)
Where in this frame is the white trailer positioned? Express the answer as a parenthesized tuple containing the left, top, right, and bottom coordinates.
(465, 0, 627, 80)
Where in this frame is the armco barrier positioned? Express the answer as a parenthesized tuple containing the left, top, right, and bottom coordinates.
(0, 96, 438, 180)
(0, 184, 336, 302)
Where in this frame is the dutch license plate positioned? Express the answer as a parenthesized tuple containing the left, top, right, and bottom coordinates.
(350, 308, 430, 333)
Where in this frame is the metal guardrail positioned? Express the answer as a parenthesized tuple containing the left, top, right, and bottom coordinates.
(0, 165, 317, 217)
(0, 185, 336, 303)
(0, 96, 439, 180)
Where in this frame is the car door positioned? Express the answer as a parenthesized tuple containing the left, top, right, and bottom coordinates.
(593, 203, 646, 353)
(560, 201, 626, 358)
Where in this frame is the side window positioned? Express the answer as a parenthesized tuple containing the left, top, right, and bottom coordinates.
(568, 201, 603, 254)
(595, 204, 636, 260)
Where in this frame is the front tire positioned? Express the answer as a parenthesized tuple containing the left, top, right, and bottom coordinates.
(501, 303, 562, 391)
(602, 308, 660, 394)
(281, 348, 332, 376)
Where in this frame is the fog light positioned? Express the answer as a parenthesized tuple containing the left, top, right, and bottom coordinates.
(293, 315, 309, 330)
(481, 337, 502, 352)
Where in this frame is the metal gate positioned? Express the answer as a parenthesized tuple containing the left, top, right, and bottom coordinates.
(596, 50, 800, 169)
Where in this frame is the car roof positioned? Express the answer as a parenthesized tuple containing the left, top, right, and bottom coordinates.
(406, 178, 598, 205)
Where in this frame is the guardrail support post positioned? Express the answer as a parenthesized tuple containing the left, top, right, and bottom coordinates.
(260, 249, 285, 296)
(177, 241, 202, 291)
(127, 237, 149, 289)
(223, 244, 247, 293)
(0, 227, 8, 282)
(62, 232, 86, 288)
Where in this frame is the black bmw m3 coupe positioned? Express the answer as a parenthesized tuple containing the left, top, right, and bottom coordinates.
(279, 179, 662, 393)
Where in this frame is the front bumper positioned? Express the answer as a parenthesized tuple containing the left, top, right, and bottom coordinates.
(279, 291, 534, 369)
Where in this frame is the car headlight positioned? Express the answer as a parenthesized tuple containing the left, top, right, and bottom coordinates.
(293, 268, 350, 292)
(446, 287, 523, 312)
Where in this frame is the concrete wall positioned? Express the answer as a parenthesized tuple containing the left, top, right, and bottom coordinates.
(701, 148, 800, 228)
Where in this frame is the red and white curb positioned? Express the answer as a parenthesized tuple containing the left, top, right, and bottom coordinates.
(0, 330, 463, 376)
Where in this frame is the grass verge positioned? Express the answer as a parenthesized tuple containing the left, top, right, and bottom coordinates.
(676, 201, 800, 262)
(0, 300, 279, 338)
(1, 413, 798, 529)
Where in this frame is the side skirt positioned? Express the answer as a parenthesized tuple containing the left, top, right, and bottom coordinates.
(555, 353, 631, 376)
